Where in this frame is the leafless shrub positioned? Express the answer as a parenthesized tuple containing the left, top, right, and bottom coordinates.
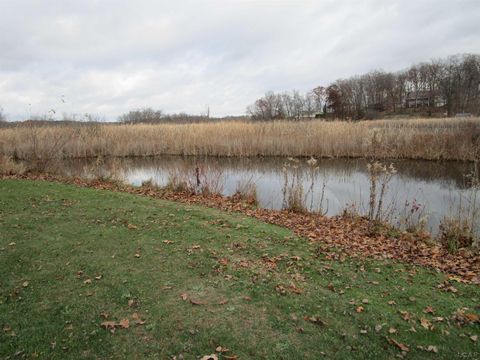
(397, 199, 429, 234)
(281, 157, 328, 214)
(141, 178, 155, 187)
(438, 218, 475, 253)
(0, 106, 6, 123)
(23, 124, 81, 173)
(367, 161, 397, 222)
(305, 156, 328, 215)
(0, 155, 25, 175)
(85, 156, 123, 182)
(281, 158, 306, 212)
(438, 160, 479, 253)
(234, 175, 258, 204)
(164, 170, 190, 193)
(164, 163, 225, 195)
(342, 202, 361, 219)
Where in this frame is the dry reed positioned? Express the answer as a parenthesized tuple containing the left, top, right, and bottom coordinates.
(0, 117, 478, 161)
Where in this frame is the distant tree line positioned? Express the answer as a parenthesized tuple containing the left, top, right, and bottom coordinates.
(247, 54, 480, 120)
(118, 108, 220, 124)
(118, 109, 253, 124)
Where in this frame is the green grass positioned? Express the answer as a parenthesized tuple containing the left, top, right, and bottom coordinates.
(0, 180, 478, 359)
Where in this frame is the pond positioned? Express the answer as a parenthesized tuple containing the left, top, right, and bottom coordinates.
(58, 156, 478, 236)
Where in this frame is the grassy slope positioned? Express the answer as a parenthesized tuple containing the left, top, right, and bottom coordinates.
(0, 180, 478, 359)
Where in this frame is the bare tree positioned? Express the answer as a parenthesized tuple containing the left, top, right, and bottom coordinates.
(246, 53, 480, 120)
(118, 108, 163, 124)
(0, 106, 5, 123)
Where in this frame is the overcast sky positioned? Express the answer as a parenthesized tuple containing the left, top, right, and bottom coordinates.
(1, 0, 479, 120)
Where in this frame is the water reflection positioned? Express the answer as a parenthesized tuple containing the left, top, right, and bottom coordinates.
(59, 156, 478, 235)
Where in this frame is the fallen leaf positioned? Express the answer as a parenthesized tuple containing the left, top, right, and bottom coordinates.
(304, 316, 327, 326)
(388, 300, 396, 306)
(360, 329, 368, 334)
(327, 282, 335, 292)
(362, 298, 369, 304)
(190, 299, 205, 305)
(118, 319, 130, 329)
(83, 279, 92, 284)
(100, 311, 109, 319)
(162, 240, 173, 244)
(420, 318, 432, 330)
(400, 310, 411, 321)
(275, 284, 287, 295)
(128, 299, 135, 307)
(427, 345, 438, 353)
(200, 354, 218, 360)
(238, 260, 249, 268)
(131, 312, 146, 325)
(218, 299, 228, 305)
(100, 321, 116, 330)
(127, 223, 137, 229)
(180, 293, 188, 301)
(288, 282, 303, 294)
(22, 281, 29, 288)
(218, 258, 228, 266)
(471, 335, 478, 342)
(387, 337, 409, 352)
(243, 296, 251, 301)
(448, 275, 463, 282)
(437, 281, 458, 293)
(215, 346, 229, 353)
(388, 327, 397, 334)
(8, 242, 16, 246)
(375, 324, 383, 332)
(356, 306, 364, 313)
(465, 313, 479, 322)
(423, 306, 434, 314)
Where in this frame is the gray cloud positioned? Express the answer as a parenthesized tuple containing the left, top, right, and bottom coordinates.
(1, 0, 479, 120)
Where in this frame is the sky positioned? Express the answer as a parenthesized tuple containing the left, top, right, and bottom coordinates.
(0, 0, 479, 121)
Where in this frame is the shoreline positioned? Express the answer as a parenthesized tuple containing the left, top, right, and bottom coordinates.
(3, 172, 479, 284)
(10, 153, 480, 163)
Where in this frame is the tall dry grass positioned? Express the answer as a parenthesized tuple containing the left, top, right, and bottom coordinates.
(0, 117, 478, 161)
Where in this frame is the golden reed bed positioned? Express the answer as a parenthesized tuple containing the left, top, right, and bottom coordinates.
(0, 117, 479, 161)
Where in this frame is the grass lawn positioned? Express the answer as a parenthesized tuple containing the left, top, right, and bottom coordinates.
(0, 179, 478, 359)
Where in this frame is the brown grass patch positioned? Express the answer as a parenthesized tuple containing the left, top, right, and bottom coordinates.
(0, 117, 478, 161)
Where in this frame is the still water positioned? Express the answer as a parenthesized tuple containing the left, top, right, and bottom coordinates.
(60, 156, 478, 236)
